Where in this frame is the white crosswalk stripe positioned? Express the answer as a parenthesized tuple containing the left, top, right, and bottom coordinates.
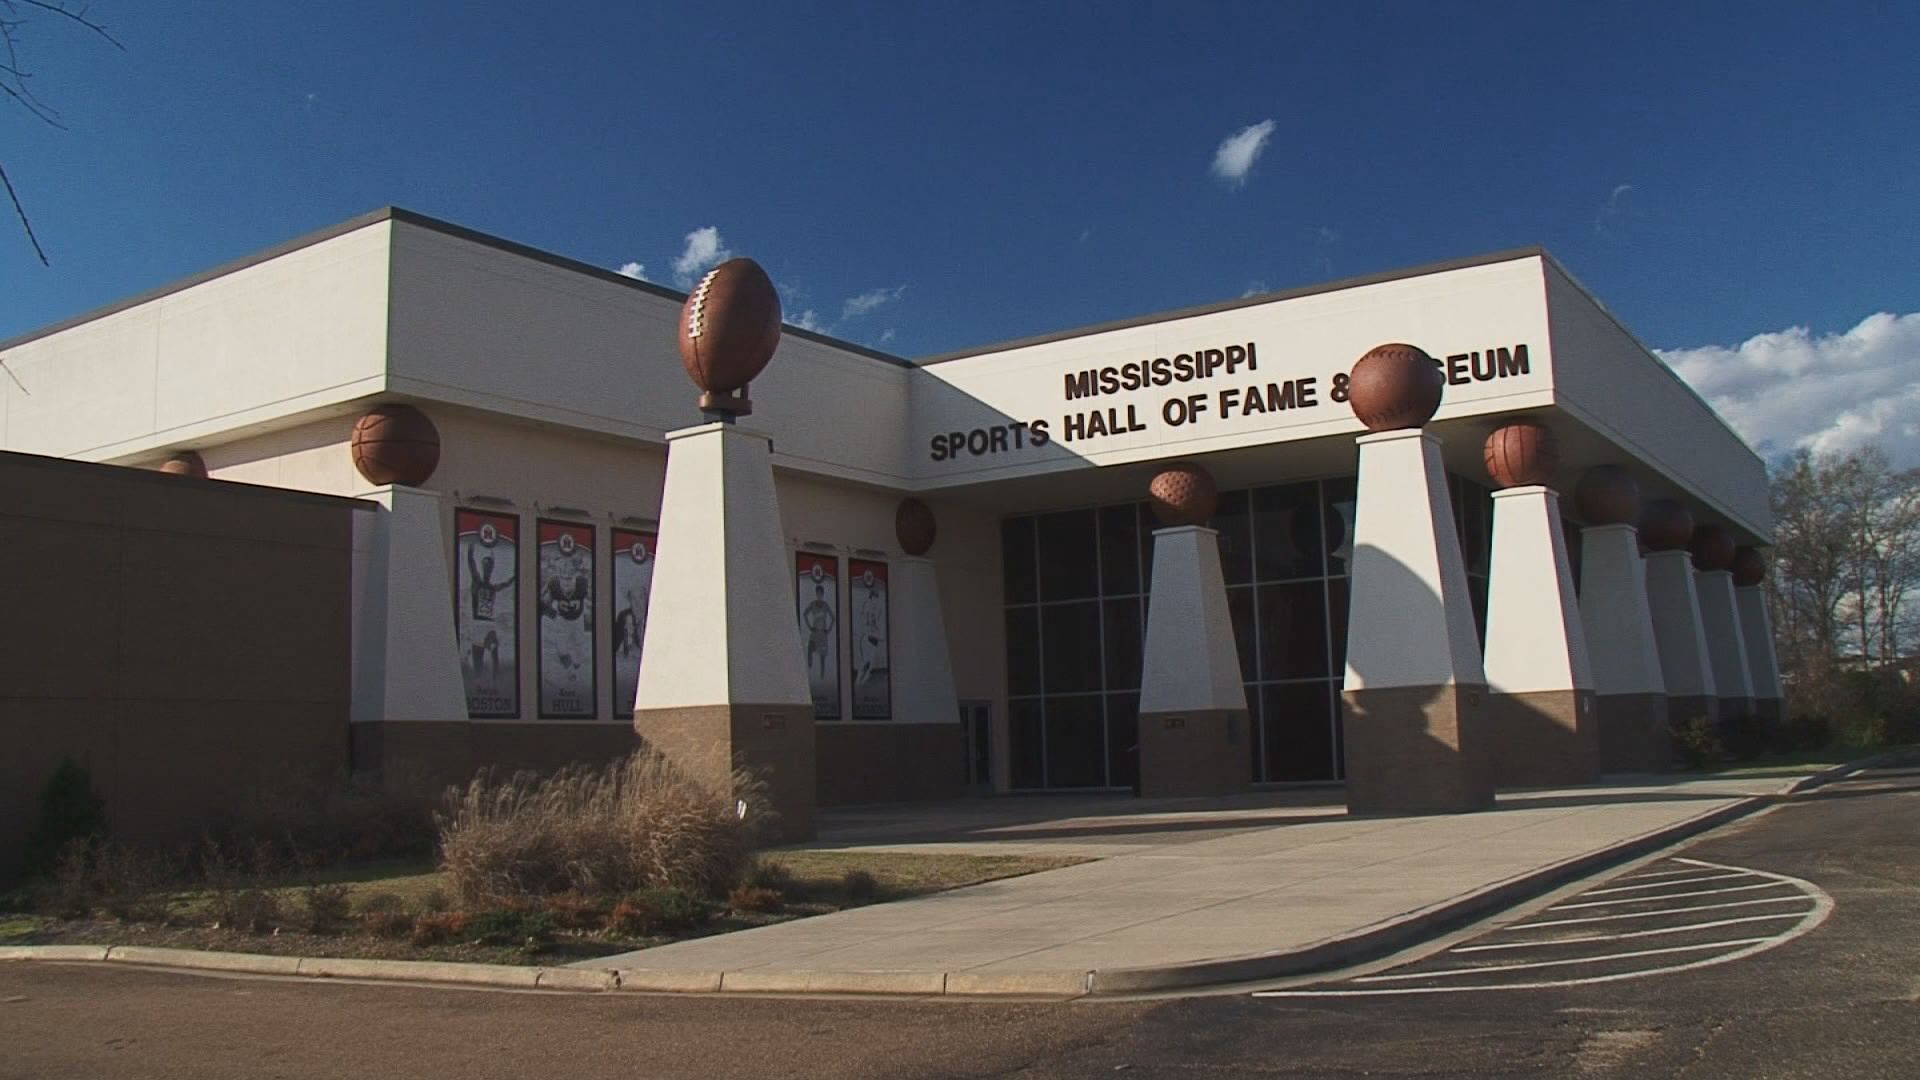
(1255, 857, 1833, 998)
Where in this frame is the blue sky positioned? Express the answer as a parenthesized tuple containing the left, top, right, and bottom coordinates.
(4, 2, 1916, 459)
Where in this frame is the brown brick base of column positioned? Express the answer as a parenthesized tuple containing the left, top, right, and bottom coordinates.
(1487, 689, 1601, 789)
(632, 704, 816, 842)
(1137, 709, 1253, 798)
(1596, 692, 1672, 773)
(1754, 698, 1784, 726)
(1340, 683, 1494, 815)
(1667, 694, 1719, 736)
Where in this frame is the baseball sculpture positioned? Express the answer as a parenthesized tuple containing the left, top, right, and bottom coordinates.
(677, 257, 782, 418)
(1482, 419, 1559, 488)
(158, 451, 208, 479)
(1148, 462, 1218, 526)
(1348, 343, 1443, 431)
(351, 404, 441, 487)
(1639, 498, 1694, 552)
(896, 497, 937, 556)
(1574, 464, 1640, 526)
(1731, 547, 1767, 587)
(1688, 522, 1737, 572)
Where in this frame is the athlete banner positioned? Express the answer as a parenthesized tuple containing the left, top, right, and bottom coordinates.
(847, 558, 891, 720)
(455, 509, 519, 718)
(610, 528, 656, 718)
(536, 520, 595, 719)
(795, 552, 840, 719)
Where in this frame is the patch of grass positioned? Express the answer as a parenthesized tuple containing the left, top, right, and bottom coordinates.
(1706, 743, 1916, 779)
(757, 851, 1087, 903)
(0, 914, 49, 944)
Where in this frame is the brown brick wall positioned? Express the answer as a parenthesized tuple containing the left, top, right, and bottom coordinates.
(0, 452, 363, 880)
(815, 722, 966, 807)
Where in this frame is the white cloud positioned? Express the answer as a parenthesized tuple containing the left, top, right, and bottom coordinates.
(1211, 119, 1276, 186)
(787, 309, 824, 332)
(1595, 183, 1636, 236)
(878, 328, 897, 346)
(1241, 281, 1269, 298)
(671, 226, 731, 286)
(616, 261, 648, 281)
(842, 285, 906, 320)
(1657, 312, 1920, 466)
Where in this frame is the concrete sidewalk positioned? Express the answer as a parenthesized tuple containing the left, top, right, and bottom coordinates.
(590, 772, 1822, 995)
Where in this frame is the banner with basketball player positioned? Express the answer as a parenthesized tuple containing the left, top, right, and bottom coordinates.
(454, 509, 519, 719)
(536, 520, 595, 719)
(847, 558, 891, 719)
(610, 528, 656, 718)
(795, 552, 840, 719)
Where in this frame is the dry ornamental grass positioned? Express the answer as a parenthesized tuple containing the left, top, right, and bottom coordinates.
(435, 751, 765, 905)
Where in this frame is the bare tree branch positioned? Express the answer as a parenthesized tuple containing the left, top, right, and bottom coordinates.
(0, 158, 50, 264)
(0, 0, 121, 264)
(12, 1, 124, 50)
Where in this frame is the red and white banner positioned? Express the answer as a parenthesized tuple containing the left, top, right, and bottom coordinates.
(536, 520, 595, 719)
(455, 509, 519, 718)
(610, 528, 656, 717)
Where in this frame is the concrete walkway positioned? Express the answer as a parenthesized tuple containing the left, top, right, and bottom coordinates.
(590, 771, 1823, 994)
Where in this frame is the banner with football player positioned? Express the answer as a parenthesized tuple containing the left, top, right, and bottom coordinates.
(536, 520, 595, 719)
(455, 509, 519, 718)
(847, 558, 891, 719)
(610, 528, 656, 718)
(795, 552, 840, 719)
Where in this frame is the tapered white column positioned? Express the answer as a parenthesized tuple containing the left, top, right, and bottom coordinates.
(1579, 524, 1670, 771)
(1644, 548, 1717, 732)
(1342, 429, 1492, 813)
(1695, 570, 1754, 720)
(1138, 523, 1252, 797)
(635, 422, 815, 840)
(1736, 584, 1784, 724)
(1483, 485, 1599, 786)
(890, 556, 960, 725)
(350, 485, 468, 726)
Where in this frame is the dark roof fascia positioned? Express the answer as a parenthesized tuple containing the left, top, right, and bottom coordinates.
(913, 246, 1550, 365)
(0, 206, 915, 369)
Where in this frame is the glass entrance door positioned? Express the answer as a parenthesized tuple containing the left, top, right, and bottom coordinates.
(959, 701, 992, 792)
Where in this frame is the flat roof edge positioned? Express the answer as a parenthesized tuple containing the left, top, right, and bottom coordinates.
(912, 246, 1549, 365)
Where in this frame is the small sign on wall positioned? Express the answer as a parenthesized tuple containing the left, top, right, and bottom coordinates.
(455, 508, 520, 719)
(848, 558, 891, 720)
(536, 519, 595, 719)
(796, 552, 841, 720)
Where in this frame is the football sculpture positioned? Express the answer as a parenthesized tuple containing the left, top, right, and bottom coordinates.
(676, 257, 782, 418)
(896, 497, 937, 556)
(159, 451, 208, 479)
(1688, 522, 1737, 573)
(1731, 547, 1767, 588)
(1148, 463, 1218, 526)
(1483, 419, 1559, 488)
(1575, 465, 1640, 526)
(350, 404, 441, 487)
(1639, 498, 1694, 552)
(1348, 343, 1443, 432)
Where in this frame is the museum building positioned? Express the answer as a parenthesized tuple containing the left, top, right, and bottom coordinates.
(0, 208, 1781, 820)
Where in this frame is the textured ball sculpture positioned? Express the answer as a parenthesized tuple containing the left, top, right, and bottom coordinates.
(1639, 498, 1694, 552)
(896, 497, 937, 556)
(159, 451, 208, 479)
(677, 257, 782, 418)
(1575, 465, 1640, 526)
(1731, 547, 1767, 588)
(1348, 343, 1443, 432)
(1482, 419, 1559, 488)
(1148, 463, 1218, 526)
(350, 404, 441, 487)
(1688, 522, 1737, 572)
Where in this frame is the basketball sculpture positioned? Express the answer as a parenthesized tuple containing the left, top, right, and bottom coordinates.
(1575, 465, 1640, 526)
(1639, 498, 1694, 552)
(1731, 547, 1767, 588)
(1482, 419, 1559, 488)
(350, 404, 441, 487)
(677, 257, 782, 418)
(1688, 522, 1737, 572)
(1348, 343, 1443, 432)
(896, 497, 937, 556)
(1148, 463, 1218, 526)
(158, 451, 208, 479)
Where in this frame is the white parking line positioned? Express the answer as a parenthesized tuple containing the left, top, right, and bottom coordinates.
(1508, 895, 1815, 929)
(1548, 880, 1797, 910)
(1581, 871, 1754, 896)
(1619, 866, 1725, 881)
(1451, 912, 1807, 953)
(1254, 858, 1835, 998)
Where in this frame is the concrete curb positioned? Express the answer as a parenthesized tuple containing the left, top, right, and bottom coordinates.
(3, 751, 1903, 1000)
